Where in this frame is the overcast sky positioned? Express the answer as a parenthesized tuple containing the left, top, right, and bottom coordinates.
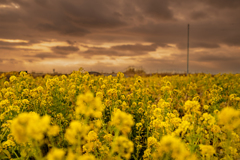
(1, 0, 240, 74)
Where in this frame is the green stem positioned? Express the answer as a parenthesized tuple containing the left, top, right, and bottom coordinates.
(13, 149, 19, 158)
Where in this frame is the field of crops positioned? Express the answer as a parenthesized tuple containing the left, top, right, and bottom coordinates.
(0, 69, 240, 160)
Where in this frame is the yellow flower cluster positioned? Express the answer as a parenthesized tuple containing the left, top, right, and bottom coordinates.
(218, 107, 240, 130)
(11, 112, 51, 143)
(0, 70, 240, 159)
(76, 91, 104, 118)
(184, 100, 201, 114)
(199, 144, 216, 158)
(47, 148, 65, 160)
(65, 120, 89, 145)
(111, 136, 134, 159)
(111, 109, 134, 134)
(144, 135, 196, 160)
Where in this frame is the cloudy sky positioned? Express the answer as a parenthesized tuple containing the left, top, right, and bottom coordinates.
(0, 0, 240, 74)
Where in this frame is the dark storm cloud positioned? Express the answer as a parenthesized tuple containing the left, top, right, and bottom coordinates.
(189, 52, 240, 62)
(223, 35, 240, 46)
(111, 43, 158, 52)
(32, 0, 49, 7)
(24, 53, 66, 59)
(82, 48, 136, 58)
(36, 23, 91, 37)
(25, 59, 38, 63)
(0, 0, 10, 5)
(1, 0, 240, 73)
(0, 39, 41, 52)
(190, 11, 208, 20)
(0, 46, 38, 51)
(204, 0, 240, 9)
(177, 42, 220, 50)
(0, 46, 18, 50)
(196, 54, 236, 62)
(134, 0, 174, 20)
(0, 41, 29, 46)
(81, 43, 158, 58)
(0, 0, 176, 41)
(8, 58, 22, 64)
(0, 58, 23, 64)
(66, 40, 77, 45)
(61, 1, 127, 29)
(1, 0, 239, 47)
(136, 50, 240, 73)
(82, 48, 118, 58)
(10, 0, 128, 32)
(51, 46, 79, 55)
(134, 56, 187, 73)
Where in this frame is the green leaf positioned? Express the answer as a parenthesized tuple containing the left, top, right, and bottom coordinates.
(2, 149, 11, 159)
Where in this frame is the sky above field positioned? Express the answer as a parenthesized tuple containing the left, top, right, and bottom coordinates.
(1, 0, 240, 74)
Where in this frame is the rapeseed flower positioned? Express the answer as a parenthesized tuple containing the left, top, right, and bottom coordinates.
(184, 100, 201, 114)
(4, 81, 9, 87)
(202, 113, 216, 125)
(65, 120, 89, 145)
(103, 133, 113, 143)
(199, 144, 215, 158)
(143, 148, 151, 159)
(136, 122, 143, 130)
(2, 139, 15, 149)
(11, 112, 50, 143)
(46, 148, 65, 160)
(88, 131, 98, 142)
(111, 136, 134, 159)
(157, 99, 170, 109)
(99, 145, 110, 157)
(152, 118, 162, 129)
(47, 125, 60, 136)
(155, 135, 193, 160)
(175, 120, 190, 136)
(76, 91, 104, 118)
(106, 89, 118, 100)
(211, 124, 221, 133)
(203, 105, 209, 110)
(66, 150, 76, 160)
(147, 137, 157, 147)
(77, 154, 96, 160)
(1, 70, 240, 160)
(9, 75, 17, 82)
(153, 108, 162, 118)
(111, 109, 134, 134)
(218, 107, 240, 130)
(96, 91, 103, 100)
(21, 99, 29, 105)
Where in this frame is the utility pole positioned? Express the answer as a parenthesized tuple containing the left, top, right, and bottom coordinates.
(187, 24, 190, 76)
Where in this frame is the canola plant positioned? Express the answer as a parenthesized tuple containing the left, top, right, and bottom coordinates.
(0, 70, 240, 160)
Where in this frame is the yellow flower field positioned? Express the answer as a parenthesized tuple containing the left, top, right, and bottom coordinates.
(0, 69, 240, 160)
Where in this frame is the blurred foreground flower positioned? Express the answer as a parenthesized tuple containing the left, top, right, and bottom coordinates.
(218, 107, 240, 130)
(11, 112, 51, 144)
